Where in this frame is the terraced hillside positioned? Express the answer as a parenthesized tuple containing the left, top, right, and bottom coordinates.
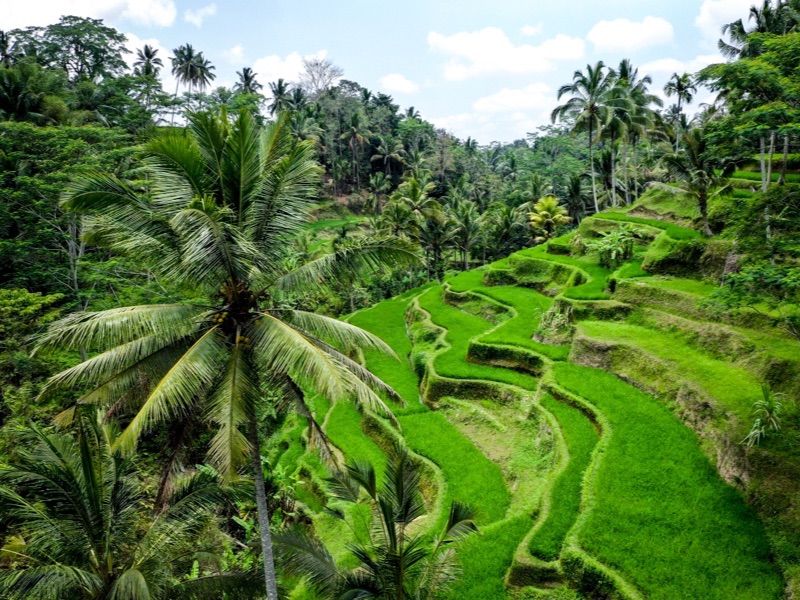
(272, 197, 799, 599)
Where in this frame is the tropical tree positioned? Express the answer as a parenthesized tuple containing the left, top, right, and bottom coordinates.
(664, 73, 697, 151)
(340, 112, 372, 185)
(529, 195, 572, 242)
(235, 67, 263, 95)
(276, 444, 477, 599)
(268, 78, 291, 115)
(0, 411, 258, 599)
(417, 212, 458, 281)
(552, 61, 615, 213)
(656, 128, 728, 236)
(563, 173, 589, 223)
(133, 44, 163, 78)
(368, 172, 392, 214)
(391, 176, 439, 219)
(170, 44, 217, 123)
(371, 135, 406, 176)
(32, 110, 418, 600)
(451, 199, 483, 270)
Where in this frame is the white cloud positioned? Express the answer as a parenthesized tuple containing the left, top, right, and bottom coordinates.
(696, 0, 754, 40)
(252, 49, 327, 87)
(473, 82, 553, 113)
(430, 110, 547, 143)
(641, 53, 721, 75)
(223, 44, 246, 65)
(587, 16, 674, 52)
(378, 73, 419, 94)
(428, 27, 585, 80)
(521, 23, 543, 37)
(184, 3, 217, 27)
(0, 0, 176, 29)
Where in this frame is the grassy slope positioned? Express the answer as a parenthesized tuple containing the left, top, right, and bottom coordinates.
(529, 395, 599, 561)
(577, 320, 760, 420)
(555, 363, 783, 600)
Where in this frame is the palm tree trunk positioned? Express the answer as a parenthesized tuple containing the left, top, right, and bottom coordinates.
(675, 98, 682, 152)
(610, 142, 617, 208)
(760, 136, 768, 193)
(779, 135, 789, 185)
(700, 192, 712, 237)
(249, 420, 279, 600)
(767, 131, 776, 189)
(589, 126, 599, 214)
(171, 80, 179, 126)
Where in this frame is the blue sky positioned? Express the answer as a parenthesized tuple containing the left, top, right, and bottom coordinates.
(4, 0, 755, 142)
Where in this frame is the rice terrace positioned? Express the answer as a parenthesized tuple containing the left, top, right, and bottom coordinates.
(0, 1, 799, 599)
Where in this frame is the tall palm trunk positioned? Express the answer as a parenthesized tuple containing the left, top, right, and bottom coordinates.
(767, 131, 776, 189)
(699, 192, 712, 237)
(589, 124, 599, 214)
(760, 136, 768, 193)
(610, 140, 618, 208)
(779, 135, 789, 185)
(675, 97, 682, 152)
(249, 420, 279, 600)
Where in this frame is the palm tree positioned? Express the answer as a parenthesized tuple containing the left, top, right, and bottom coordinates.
(656, 128, 728, 236)
(380, 200, 413, 237)
(286, 87, 308, 113)
(371, 136, 406, 176)
(451, 199, 483, 270)
(368, 172, 392, 214)
(564, 173, 589, 223)
(391, 176, 440, 219)
(33, 110, 419, 600)
(190, 55, 216, 91)
(235, 67, 263, 94)
(664, 73, 697, 151)
(133, 44, 163, 78)
(276, 444, 477, 599)
(340, 112, 372, 185)
(268, 78, 291, 115)
(552, 61, 615, 214)
(529, 195, 572, 242)
(0, 411, 258, 599)
(719, 0, 794, 59)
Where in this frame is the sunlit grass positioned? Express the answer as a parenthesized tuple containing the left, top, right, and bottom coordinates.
(528, 395, 598, 561)
(554, 363, 782, 600)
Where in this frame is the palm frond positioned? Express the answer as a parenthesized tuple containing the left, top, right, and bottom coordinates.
(205, 343, 257, 479)
(114, 327, 227, 455)
(275, 237, 419, 292)
(273, 529, 340, 595)
(266, 309, 397, 357)
(33, 304, 203, 354)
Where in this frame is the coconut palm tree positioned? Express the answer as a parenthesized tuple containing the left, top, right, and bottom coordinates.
(133, 44, 163, 78)
(379, 200, 413, 238)
(655, 128, 728, 236)
(664, 73, 697, 151)
(529, 195, 572, 242)
(235, 67, 263, 95)
(371, 136, 406, 176)
(190, 55, 216, 92)
(340, 112, 372, 185)
(32, 110, 418, 600)
(268, 78, 291, 115)
(0, 410, 258, 599)
(450, 199, 483, 270)
(564, 173, 590, 223)
(552, 61, 615, 214)
(391, 176, 440, 220)
(368, 172, 392, 215)
(276, 444, 477, 599)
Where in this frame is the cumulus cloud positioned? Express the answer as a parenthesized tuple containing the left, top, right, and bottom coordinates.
(696, 0, 754, 40)
(0, 0, 177, 29)
(521, 23, 543, 37)
(184, 3, 217, 27)
(378, 73, 419, 94)
(641, 54, 722, 76)
(430, 110, 547, 143)
(253, 49, 327, 87)
(472, 82, 553, 113)
(428, 27, 585, 80)
(588, 16, 674, 52)
(223, 44, 246, 65)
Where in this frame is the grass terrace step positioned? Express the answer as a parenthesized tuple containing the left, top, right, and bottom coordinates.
(554, 364, 783, 600)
